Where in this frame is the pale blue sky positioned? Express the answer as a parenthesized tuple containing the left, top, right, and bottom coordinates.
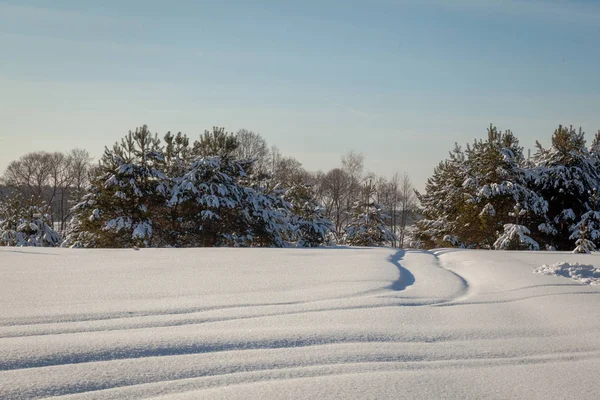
(1, 0, 599, 189)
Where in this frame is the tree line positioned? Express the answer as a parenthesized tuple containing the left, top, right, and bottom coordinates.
(0, 125, 415, 248)
(416, 124, 600, 253)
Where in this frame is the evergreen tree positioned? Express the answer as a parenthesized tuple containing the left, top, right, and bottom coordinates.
(570, 190, 600, 253)
(417, 125, 546, 249)
(344, 201, 397, 246)
(158, 131, 194, 245)
(530, 125, 598, 250)
(0, 194, 61, 247)
(72, 126, 167, 248)
(193, 127, 239, 159)
(572, 222, 596, 254)
(345, 181, 396, 246)
(415, 144, 468, 248)
(463, 126, 546, 248)
(168, 156, 296, 247)
(493, 205, 540, 250)
(284, 184, 334, 247)
(61, 188, 101, 248)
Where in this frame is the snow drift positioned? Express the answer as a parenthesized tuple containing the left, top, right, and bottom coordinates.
(535, 261, 600, 285)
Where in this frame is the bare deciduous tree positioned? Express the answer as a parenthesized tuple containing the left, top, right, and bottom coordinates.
(1, 149, 92, 231)
(234, 129, 270, 175)
(269, 146, 308, 186)
(374, 173, 416, 248)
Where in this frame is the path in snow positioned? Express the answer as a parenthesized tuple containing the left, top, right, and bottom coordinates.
(0, 247, 599, 399)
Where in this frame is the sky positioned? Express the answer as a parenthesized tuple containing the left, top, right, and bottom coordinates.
(1, 0, 599, 190)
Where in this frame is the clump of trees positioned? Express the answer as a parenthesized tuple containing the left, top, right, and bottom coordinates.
(416, 124, 600, 252)
(2, 125, 414, 248)
(1, 149, 93, 232)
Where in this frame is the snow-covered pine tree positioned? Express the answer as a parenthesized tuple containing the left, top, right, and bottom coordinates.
(345, 181, 397, 246)
(157, 131, 194, 245)
(168, 156, 296, 247)
(284, 183, 334, 247)
(168, 156, 249, 246)
(0, 194, 61, 247)
(237, 185, 295, 247)
(462, 126, 546, 249)
(416, 126, 549, 250)
(61, 188, 100, 248)
(530, 125, 599, 250)
(570, 190, 600, 253)
(73, 126, 167, 248)
(572, 222, 596, 254)
(415, 144, 468, 248)
(344, 201, 397, 246)
(493, 205, 540, 250)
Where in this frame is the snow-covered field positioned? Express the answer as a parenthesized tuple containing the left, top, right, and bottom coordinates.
(1, 247, 600, 399)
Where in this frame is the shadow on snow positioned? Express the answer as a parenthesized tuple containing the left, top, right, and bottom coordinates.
(388, 249, 415, 291)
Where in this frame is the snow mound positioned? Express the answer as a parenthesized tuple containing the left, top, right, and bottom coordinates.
(534, 262, 600, 285)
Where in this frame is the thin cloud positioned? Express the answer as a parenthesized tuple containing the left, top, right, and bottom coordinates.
(330, 101, 378, 118)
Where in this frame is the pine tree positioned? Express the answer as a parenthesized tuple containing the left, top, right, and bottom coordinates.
(0, 194, 61, 247)
(530, 125, 598, 250)
(72, 126, 167, 248)
(460, 126, 546, 248)
(344, 201, 397, 246)
(493, 205, 540, 250)
(416, 144, 468, 248)
(345, 181, 397, 246)
(168, 156, 250, 246)
(284, 184, 334, 247)
(193, 127, 239, 159)
(416, 125, 546, 249)
(168, 156, 296, 247)
(572, 221, 596, 254)
(570, 189, 600, 253)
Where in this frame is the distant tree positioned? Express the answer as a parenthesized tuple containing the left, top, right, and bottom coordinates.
(234, 129, 271, 176)
(269, 146, 308, 186)
(377, 173, 416, 248)
(66, 148, 93, 211)
(2, 149, 92, 232)
(398, 173, 417, 248)
(318, 168, 352, 239)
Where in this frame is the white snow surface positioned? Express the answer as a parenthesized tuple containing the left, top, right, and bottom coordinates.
(1, 247, 600, 399)
(535, 261, 600, 285)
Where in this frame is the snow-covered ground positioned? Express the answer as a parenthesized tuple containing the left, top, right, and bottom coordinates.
(1, 247, 599, 399)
